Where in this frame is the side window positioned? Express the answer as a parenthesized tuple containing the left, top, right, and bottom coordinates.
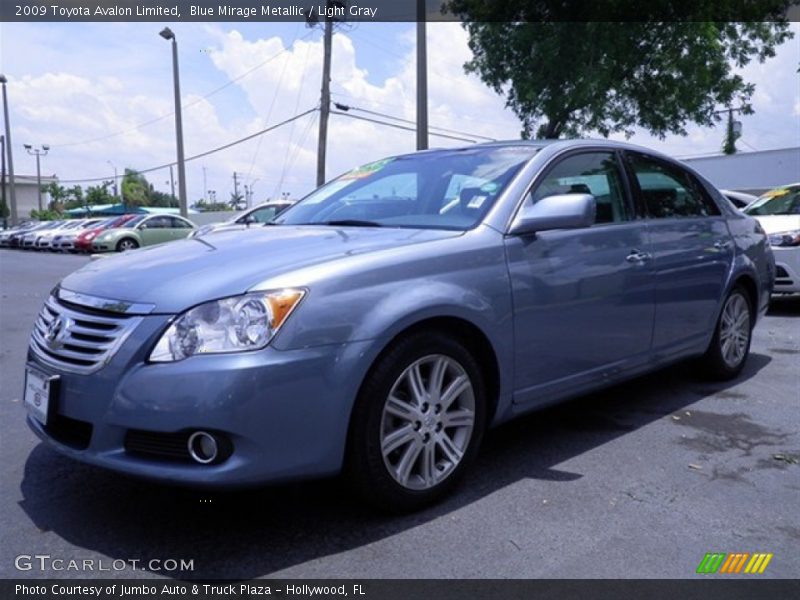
(169, 217, 191, 228)
(250, 207, 278, 223)
(531, 152, 630, 224)
(628, 153, 720, 218)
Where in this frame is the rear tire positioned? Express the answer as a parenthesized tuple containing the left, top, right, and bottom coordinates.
(346, 331, 486, 512)
(699, 286, 753, 380)
(116, 238, 139, 252)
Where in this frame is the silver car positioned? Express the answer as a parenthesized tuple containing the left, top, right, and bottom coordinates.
(24, 140, 773, 511)
(189, 202, 294, 238)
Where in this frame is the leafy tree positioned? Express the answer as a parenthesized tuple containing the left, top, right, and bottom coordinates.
(150, 190, 179, 208)
(229, 192, 245, 210)
(121, 169, 151, 207)
(41, 182, 69, 211)
(30, 208, 61, 221)
(444, 5, 793, 139)
(85, 182, 115, 205)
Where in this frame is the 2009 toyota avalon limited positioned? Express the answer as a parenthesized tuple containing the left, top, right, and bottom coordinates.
(24, 140, 774, 511)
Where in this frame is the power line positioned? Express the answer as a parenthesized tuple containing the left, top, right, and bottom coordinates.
(51, 30, 316, 149)
(330, 110, 481, 143)
(58, 108, 318, 183)
(334, 102, 496, 141)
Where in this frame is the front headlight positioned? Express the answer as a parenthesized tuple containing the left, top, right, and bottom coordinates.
(149, 289, 305, 362)
(768, 230, 800, 248)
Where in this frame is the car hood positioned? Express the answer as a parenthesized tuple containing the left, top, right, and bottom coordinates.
(61, 225, 462, 314)
(751, 214, 800, 234)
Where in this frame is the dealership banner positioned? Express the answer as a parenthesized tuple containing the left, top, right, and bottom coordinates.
(3, 0, 800, 22)
(4, 580, 800, 599)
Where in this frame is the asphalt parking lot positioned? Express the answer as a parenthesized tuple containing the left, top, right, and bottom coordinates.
(0, 249, 798, 580)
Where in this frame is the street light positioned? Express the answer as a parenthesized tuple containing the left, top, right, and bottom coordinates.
(25, 144, 49, 212)
(159, 27, 188, 218)
(0, 74, 19, 225)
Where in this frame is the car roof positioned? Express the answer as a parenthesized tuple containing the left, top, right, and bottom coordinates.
(392, 138, 677, 162)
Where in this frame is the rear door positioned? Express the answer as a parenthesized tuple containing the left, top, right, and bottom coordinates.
(505, 150, 656, 407)
(624, 151, 733, 356)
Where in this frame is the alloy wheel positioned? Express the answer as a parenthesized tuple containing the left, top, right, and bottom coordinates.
(380, 354, 475, 491)
(719, 292, 750, 369)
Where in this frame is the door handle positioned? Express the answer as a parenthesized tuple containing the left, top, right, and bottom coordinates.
(713, 240, 731, 251)
(626, 249, 652, 263)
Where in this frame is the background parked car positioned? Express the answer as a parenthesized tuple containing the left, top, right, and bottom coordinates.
(92, 214, 196, 252)
(720, 189, 758, 211)
(21, 221, 65, 249)
(188, 201, 294, 238)
(744, 183, 800, 294)
(35, 219, 92, 251)
(51, 219, 105, 252)
(74, 214, 138, 253)
(0, 221, 40, 247)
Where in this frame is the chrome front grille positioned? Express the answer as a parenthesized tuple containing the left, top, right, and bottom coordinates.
(30, 294, 143, 374)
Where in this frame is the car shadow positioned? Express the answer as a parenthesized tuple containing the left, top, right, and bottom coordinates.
(18, 354, 771, 580)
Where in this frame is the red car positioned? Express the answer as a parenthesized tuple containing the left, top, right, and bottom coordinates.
(74, 214, 138, 253)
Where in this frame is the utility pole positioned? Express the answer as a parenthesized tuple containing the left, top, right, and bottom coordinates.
(416, 0, 429, 150)
(159, 28, 188, 218)
(233, 171, 240, 205)
(316, 15, 334, 187)
(0, 75, 17, 225)
(168, 165, 176, 202)
(202, 166, 207, 203)
(1, 135, 6, 228)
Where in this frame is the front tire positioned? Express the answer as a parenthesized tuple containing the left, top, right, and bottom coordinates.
(347, 331, 487, 512)
(699, 286, 753, 380)
(116, 238, 139, 252)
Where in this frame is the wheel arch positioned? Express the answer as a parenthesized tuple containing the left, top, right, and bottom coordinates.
(348, 315, 503, 441)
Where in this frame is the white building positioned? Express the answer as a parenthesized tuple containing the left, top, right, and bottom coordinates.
(1, 174, 58, 220)
(682, 147, 799, 195)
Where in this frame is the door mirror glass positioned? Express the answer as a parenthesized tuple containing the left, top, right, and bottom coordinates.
(509, 193, 596, 235)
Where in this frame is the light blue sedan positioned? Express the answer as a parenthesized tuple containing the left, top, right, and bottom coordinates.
(24, 140, 774, 511)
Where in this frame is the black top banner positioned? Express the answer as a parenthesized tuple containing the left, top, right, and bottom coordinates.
(2, 0, 800, 22)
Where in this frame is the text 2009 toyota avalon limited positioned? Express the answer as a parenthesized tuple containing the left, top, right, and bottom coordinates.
(24, 140, 774, 511)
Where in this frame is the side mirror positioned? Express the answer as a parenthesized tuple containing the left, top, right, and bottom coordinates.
(509, 193, 596, 235)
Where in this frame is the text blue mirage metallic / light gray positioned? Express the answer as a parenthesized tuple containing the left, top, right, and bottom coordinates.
(24, 140, 774, 511)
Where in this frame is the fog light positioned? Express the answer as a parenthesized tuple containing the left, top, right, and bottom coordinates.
(188, 431, 218, 464)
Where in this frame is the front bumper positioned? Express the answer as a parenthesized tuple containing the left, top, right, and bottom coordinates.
(772, 246, 800, 293)
(26, 312, 373, 487)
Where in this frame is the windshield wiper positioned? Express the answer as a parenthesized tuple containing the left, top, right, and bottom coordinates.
(321, 219, 383, 227)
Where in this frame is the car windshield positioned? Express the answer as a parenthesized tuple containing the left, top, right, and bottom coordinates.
(275, 146, 538, 230)
(744, 186, 800, 216)
(122, 216, 146, 228)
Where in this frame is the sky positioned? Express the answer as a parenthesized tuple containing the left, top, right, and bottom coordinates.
(0, 21, 798, 205)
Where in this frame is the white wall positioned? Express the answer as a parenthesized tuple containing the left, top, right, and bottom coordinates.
(682, 147, 799, 194)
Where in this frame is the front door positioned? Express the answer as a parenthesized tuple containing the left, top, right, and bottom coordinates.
(505, 150, 656, 407)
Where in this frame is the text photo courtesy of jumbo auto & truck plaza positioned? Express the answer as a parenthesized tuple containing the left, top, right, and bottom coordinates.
(1, 1, 799, 600)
